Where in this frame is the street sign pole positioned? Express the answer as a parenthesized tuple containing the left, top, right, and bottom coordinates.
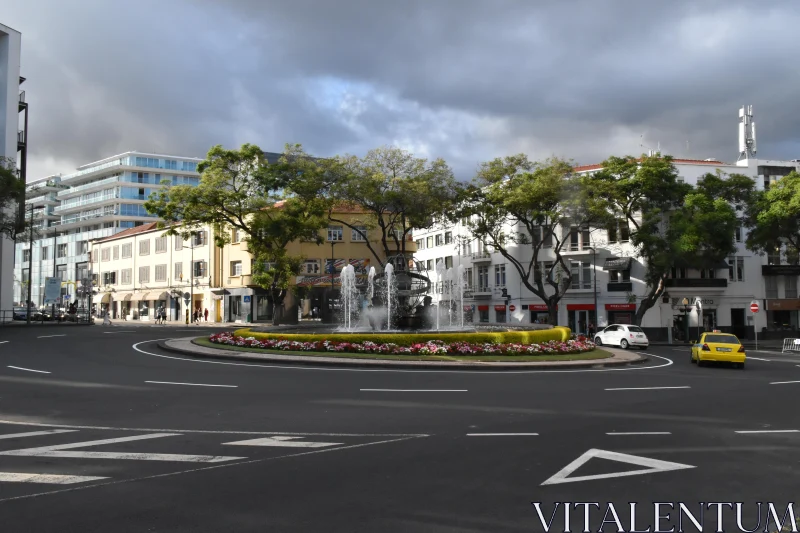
(750, 301, 760, 351)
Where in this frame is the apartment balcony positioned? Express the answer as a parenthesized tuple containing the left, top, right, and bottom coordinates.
(17, 130, 26, 150)
(664, 278, 727, 290)
(26, 193, 59, 207)
(471, 252, 491, 263)
(54, 194, 119, 214)
(607, 282, 633, 292)
(226, 274, 254, 287)
(57, 175, 123, 198)
(466, 284, 492, 298)
(19, 90, 26, 111)
(56, 209, 120, 231)
(560, 243, 595, 256)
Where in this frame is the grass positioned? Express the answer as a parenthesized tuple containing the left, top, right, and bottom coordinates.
(193, 337, 612, 362)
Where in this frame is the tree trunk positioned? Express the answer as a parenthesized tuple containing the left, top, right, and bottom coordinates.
(270, 287, 286, 325)
(547, 296, 559, 326)
(635, 274, 667, 326)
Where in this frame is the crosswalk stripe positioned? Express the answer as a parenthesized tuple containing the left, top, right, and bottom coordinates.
(0, 429, 78, 440)
(0, 432, 245, 463)
(0, 472, 108, 484)
(224, 436, 342, 448)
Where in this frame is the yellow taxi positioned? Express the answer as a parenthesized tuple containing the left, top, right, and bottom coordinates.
(691, 330, 746, 368)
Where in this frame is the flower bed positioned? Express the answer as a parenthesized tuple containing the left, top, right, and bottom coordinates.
(208, 332, 596, 356)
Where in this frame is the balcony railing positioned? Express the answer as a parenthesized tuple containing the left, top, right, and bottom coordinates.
(471, 252, 491, 261)
(60, 209, 119, 225)
(57, 175, 122, 197)
(55, 193, 119, 213)
(17, 130, 25, 145)
(664, 278, 727, 288)
(607, 281, 633, 292)
(19, 91, 25, 104)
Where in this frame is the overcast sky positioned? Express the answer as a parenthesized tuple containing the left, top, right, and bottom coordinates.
(6, 0, 800, 181)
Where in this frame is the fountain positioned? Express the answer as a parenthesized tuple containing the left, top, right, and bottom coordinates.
(367, 266, 375, 302)
(445, 267, 455, 328)
(457, 264, 465, 329)
(384, 262, 394, 330)
(338, 264, 359, 331)
(434, 260, 445, 330)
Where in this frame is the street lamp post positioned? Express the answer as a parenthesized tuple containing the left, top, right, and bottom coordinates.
(25, 204, 34, 324)
(328, 240, 340, 324)
(681, 297, 690, 342)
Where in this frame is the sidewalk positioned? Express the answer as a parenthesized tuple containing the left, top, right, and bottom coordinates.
(158, 337, 648, 370)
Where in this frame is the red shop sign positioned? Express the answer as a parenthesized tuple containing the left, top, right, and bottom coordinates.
(567, 304, 596, 311)
(605, 303, 636, 311)
(529, 304, 555, 312)
(463, 305, 473, 311)
(494, 305, 507, 311)
(477, 305, 489, 311)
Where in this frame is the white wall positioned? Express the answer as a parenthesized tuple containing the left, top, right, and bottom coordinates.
(0, 23, 21, 312)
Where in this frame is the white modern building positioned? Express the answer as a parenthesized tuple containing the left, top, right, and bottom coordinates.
(14, 151, 203, 309)
(414, 106, 800, 342)
(0, 22, 23, 313)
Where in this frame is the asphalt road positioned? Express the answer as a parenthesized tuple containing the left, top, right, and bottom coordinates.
(0, 325, 798, 532)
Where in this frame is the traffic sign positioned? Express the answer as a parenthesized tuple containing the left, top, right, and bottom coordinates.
(750, 301, 760, 313)
(509, 305, 516, 312)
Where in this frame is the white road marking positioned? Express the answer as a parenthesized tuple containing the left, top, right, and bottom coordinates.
(0, 435, 423, 503)
(747, 356, 771, 361)
(605, 386, 690, 391)
(37, 335, 65, 339)
(0, 472, 108, 484)
(0, 419, 426, 438)
(0, 341, 8, 344)
(735, 430, 800, 434)
(0, 429, 77, 440)
(132, 340, 675, 375)
(540, 448, 695, 486)
(466, 433, 538, 436)
(103, 331, 136, 334)
(7, 365, 51, 374)
(145, 381, 237, 388)
(360, 389, 467, 392)
(770, 380, 800, 385)
(0, 432, 244, 463)
(224, 436, 342, 448)
(606, 432, 672, 436)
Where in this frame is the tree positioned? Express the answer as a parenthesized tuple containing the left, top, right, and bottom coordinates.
(328, 146, 459, 269)
(745, 171, 800, 264)
(145, 144, 331, 324)
(461, 155, 612, 325)
(0, 157, 27, 240)
(594, 155, 754, 324)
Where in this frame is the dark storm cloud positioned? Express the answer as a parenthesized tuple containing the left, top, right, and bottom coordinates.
(6, 0, 800, 180)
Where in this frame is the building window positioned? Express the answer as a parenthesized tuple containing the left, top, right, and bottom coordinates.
(479, 309, 489, 323)
(608, 269, 631, 282)
(426, 259, 433, 271)
(415, 238, 424, 250)
(139, 240, 150, 256)
(41, 247, 49, 260)
(435, 234, 444, 246)
(445, 256, 453, 269)
(174, 262, 183, 280)
(101, 248, 111, 261)
(607, 220, 630, 243)
(78, 241, 89, 254)
(113, 245, 119, 260)
(570, 261, 592, 289)
(122, 243, 132, 258)
(426, 236, 434, 248)
(56, 264, 67, 281)
(56, 244, 67, 258)
(22, 249, 30, 262)
(102, 271, 117, 285)
(478, 266, 490, 290)
(121, 269, 132, 285)
(785, 276, 798, 299)
(193, 260, 207, 278)
(765, 276, 778, 299)
(464, 267, 473, 287)
(767, 247, 781, 265)
(494, 264, 506, 287)
(699, 268, 716, 279)
(496, 309, 506, 323)
(175, 235, 184, 251)
(351, 226, 367, 242)
(728, 257, 745, 282)
(734, 225, 743, 243)
(138, 266, 150, 283)
(232, 229, 241, 243)
(155, 236, 167, 253)
(154, 264, 167, 282)
(327, 226, 343, 242)
(444, 231, 453, 245)
(192, 231, 207, 246)
(230, 261, 243, 276)
(303, 260, 320, 274)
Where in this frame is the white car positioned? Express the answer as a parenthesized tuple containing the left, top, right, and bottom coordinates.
(594, 324, 649, 349)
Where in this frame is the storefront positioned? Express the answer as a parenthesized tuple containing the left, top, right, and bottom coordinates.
(463, 305, 474, 324)
(477, 305, 489, 323)
(606, 303, 636, 325)
(766, 299, 800, 332)
(567, 304, 596, 335)
(526, 304, 554, 324)
(494, 304, 506, 323)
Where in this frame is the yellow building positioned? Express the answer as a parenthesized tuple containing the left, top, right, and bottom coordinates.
(219, 206, 417, 323)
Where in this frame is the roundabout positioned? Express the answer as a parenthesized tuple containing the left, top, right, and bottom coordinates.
(0, 325, 798, 531)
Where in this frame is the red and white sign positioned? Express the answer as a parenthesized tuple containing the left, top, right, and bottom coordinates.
(750, 301, 760, 313)
(509, 305, 516, 312)
(606, 303, 636, 311)
(477, 305, 489, 311)
(567, 304, 596, 311)
(463, 305, 473, 311)
(529, 304, 551, 312)
(494, 305, 507, 312)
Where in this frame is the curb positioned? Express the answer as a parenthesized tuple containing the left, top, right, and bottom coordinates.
(156, 338, 650, 371)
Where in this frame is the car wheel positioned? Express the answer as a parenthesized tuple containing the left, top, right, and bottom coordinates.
(690, 351, 696, 363)
(697, 357, 704, 367)
(739, 362, 745, 369)
(594, 337, 602, 346)
(620, 339, 629, 349)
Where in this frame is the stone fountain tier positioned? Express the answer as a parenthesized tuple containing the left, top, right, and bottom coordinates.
(244, 324, 554, 335)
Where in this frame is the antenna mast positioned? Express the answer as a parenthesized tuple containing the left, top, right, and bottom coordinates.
(738, 105, 757, 161)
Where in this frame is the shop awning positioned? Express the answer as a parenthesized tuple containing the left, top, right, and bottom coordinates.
(211, 289, 230, 295)
(603, 257, 633, 271)
(130, 293, 144, 301)
(673, 257, 730, 269)
(154, 292, 169, 301)
(99, 293, 112, 304)
(122, 294, 133, 302)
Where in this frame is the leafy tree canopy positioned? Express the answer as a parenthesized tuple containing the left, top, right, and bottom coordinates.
(745, 171, 800, 263)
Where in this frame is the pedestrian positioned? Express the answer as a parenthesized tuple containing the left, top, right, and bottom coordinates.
(194, 309, 200, 324)
(161, 307, 167, 324)
(204, 308, 209, 322)
(155, 306, 161, 325)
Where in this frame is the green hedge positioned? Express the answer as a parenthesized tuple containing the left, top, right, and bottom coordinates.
(231, 326, 571, 346)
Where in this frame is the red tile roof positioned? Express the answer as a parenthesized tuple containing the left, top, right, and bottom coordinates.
(574, 158, 731, 172)
(93, 222, 162, 243)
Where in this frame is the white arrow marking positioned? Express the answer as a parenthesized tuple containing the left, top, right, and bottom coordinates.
(540, 448, 695, 486)
(0, 429, 77, 440)
(7, 366, 51, 374)
(224, 436, 342, 448)
(0, 433, 244, 463)
(0, 472, 108, 484)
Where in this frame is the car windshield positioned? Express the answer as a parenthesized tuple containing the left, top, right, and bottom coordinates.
(704, 334, 740, 344)
(627, 326, 644, 333)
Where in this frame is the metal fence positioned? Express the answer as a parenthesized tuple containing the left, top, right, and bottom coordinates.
(781, 338, 800, 354)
